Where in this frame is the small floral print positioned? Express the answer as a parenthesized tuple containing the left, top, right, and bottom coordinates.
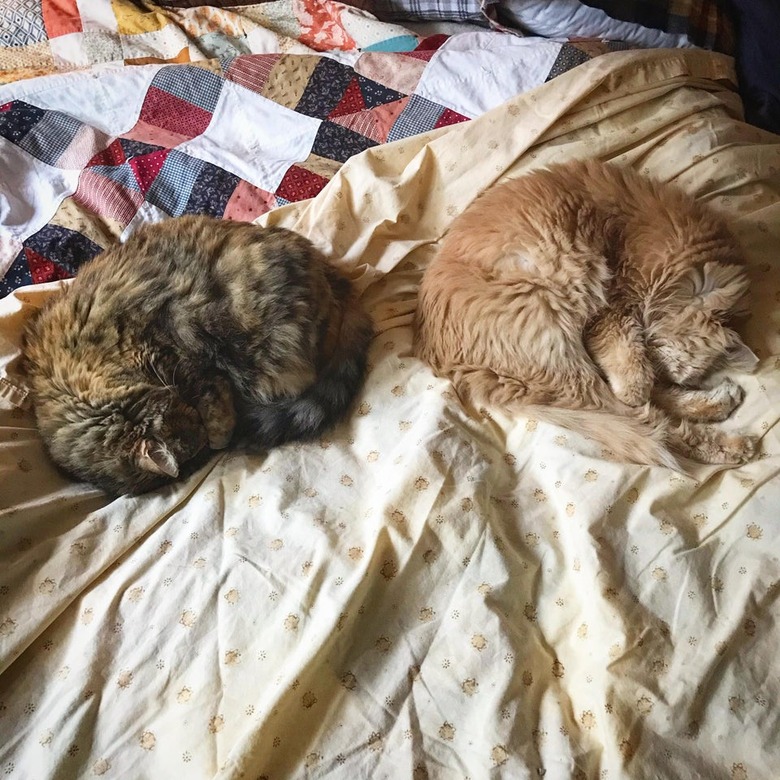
(375, 636, 392, 653)
(380, 559, 397, 580)
(491, 745, 509, 766)
(731, 764, 748, 780)
(747, 523, 763, 540)
(471, 634, 487, 651)
(462, 678, 478, 696)
(636, 695, 654, 715)
(179, 610, 197, 628)
(439, 722, 455, 741)
(580, 711, 595, 729)
(224, 649, 241, 665)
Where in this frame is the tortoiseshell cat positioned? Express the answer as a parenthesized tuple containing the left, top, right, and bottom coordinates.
(22, 216, 374, 495)
(415, 160, 759, 468)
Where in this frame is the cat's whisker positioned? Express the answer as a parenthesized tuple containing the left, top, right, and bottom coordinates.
(170, 360, 182, 389)
(149, 361, 175, 392)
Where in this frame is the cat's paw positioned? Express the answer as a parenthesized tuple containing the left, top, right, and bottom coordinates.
(207, 427, 233, 450)
(705, 431, 758, 465)
(706, 378, 744, 421)
(198, 376, 236, 450)
(611, 374, 652, 407)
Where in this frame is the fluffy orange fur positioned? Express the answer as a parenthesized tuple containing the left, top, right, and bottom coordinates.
(415, 160, 759, 467)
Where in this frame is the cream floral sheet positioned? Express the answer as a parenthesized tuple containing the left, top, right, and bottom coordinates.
(1, 48, 780, 780)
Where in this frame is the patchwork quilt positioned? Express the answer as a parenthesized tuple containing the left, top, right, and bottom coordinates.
(0, 0, 421, 82)
(0, 8, 631, 297)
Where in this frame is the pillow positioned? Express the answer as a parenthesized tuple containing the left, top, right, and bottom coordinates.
(340, 0, 488, 25)
(154, 1, 256, 6)
(728, 0, 780, 134)
(493, 0, 735, 53)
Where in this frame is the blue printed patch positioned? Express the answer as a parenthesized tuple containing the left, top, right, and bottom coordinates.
(388, 93, 445, 142)
(145, 150, 206, 216)
(17, 110, 83, 165)
(0, 101, 45, 145)
(182, 161, 240, 217)
(149, 65, 225, 113)
(312, 120, 377, 163)
(296, 58, 354, 119)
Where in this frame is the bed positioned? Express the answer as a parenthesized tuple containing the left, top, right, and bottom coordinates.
(1, 2, 779, 778)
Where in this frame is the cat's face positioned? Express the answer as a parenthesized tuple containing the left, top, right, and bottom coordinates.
(647, 312, 753, 387)
(646, 260, 753, 386)
(38, 387, 209, 496)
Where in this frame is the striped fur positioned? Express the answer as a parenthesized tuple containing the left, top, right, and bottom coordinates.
(22, 216, 373, 495)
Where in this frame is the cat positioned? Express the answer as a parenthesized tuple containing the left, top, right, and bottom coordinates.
(414, 159, 759, 468)
(21, 215, 374, 495)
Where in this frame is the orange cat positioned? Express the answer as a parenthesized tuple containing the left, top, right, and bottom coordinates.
(415, 160, 758, 467)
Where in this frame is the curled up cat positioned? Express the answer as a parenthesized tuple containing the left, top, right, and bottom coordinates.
(415, 159, 760, 468)
(21, 216, 374, 495)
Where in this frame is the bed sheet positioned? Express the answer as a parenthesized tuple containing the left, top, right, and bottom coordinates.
(1, 45, 779, 779)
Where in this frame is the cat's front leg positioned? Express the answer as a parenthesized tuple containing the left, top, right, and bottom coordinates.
(652, 378, 745, 422)
(198, 375, 236, 450)
(585, 310, 654, 407)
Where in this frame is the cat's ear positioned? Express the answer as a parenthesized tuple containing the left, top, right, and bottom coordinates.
(690, 262, 750, 315)
(135, 438, 179, 478)
(725, 333, 760, 374)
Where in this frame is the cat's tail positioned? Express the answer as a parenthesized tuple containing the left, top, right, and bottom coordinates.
(244, 292, 374, 448)
(517, 405, 680, 471)
(450, 368, 680, 470)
